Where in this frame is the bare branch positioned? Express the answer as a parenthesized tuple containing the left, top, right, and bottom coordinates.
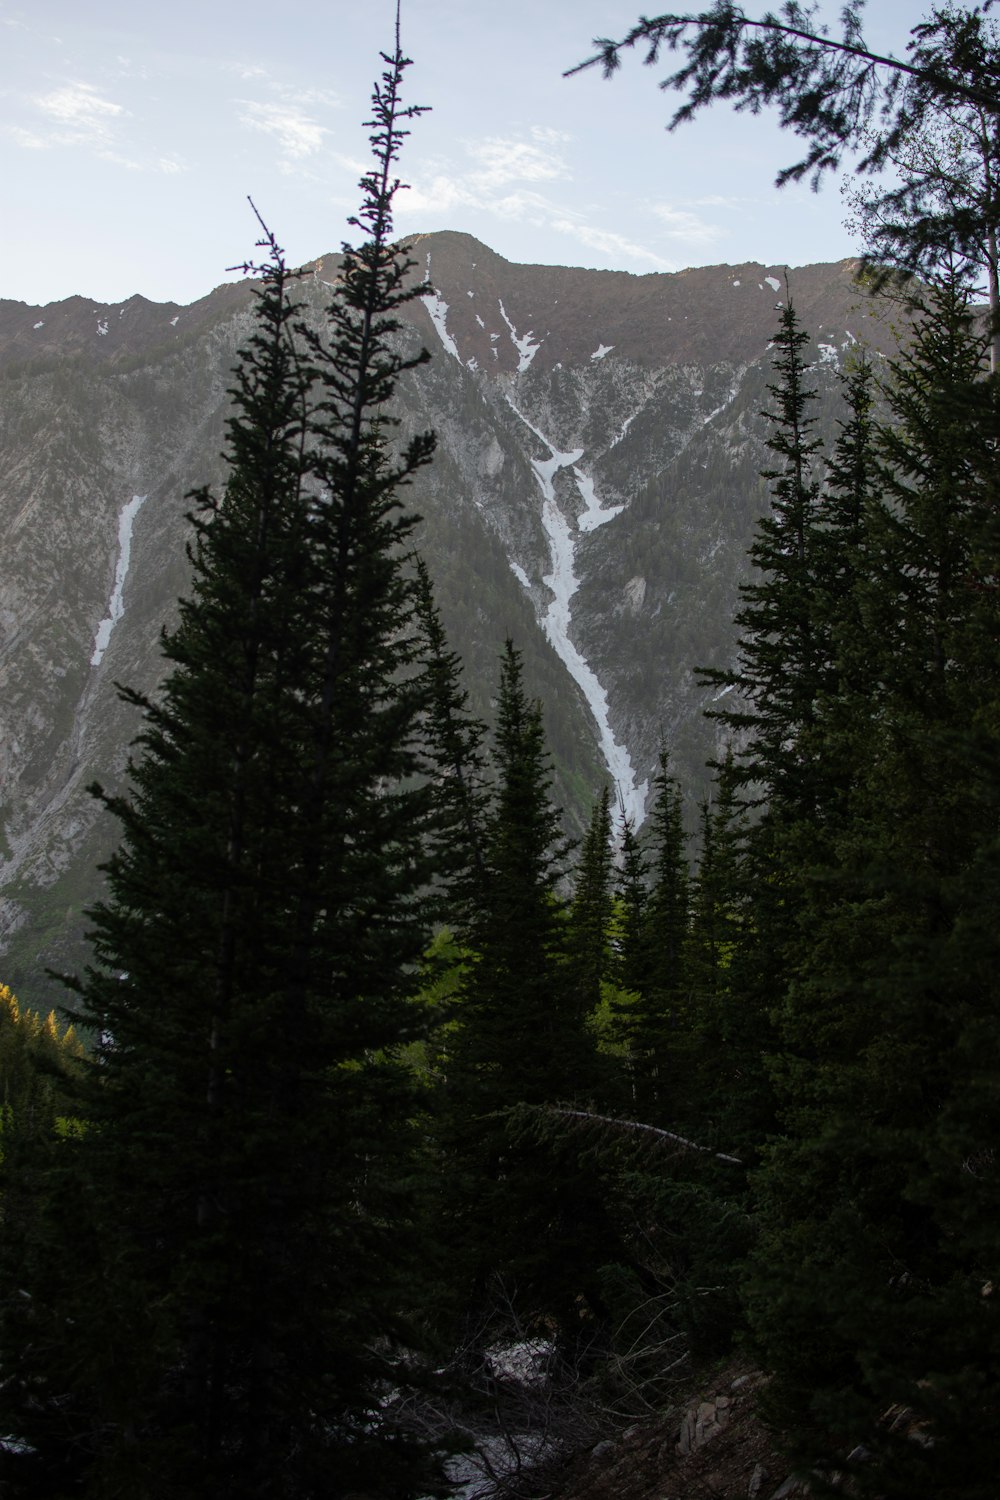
(540, 1105, 744, 1165)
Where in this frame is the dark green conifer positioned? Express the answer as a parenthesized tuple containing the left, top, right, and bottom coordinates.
(568, 784, 615, 1020)
(702, 297, 825, 815)
(442, 642, 612, 1337)
(747, 274, 1000, 1499)
(627, 752, 691, 1125)
(0, 36, 446, 1500)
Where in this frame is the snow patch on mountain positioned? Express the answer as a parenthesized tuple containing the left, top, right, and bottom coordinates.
(423, 290, 460, 361)
(91, 494, 148, 668)
(611, 411, 638, 448)
(423, 254, 460, 361)
(702, 379, 741, 425)
(764, 275, 781, 292)
(505, 397, 647, 826)
(575, 469, 623, 532)
(590, 343, 613, 360)
(498, 299, 541, 372)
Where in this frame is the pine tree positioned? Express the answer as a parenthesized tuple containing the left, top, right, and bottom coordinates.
(568, 784, 614, 1020)
(441, 642, 612, 1337)
(413, 554, 488, 927)
(611, 806, 651, 1007)
(694, 301, 827, 1160)
(702, 296, 825, 815)
(0, 36, 446, 1500)
(612, 753, 691, 1126)
(746, 274, 1000, 1499)
(685, 750, 759, 1151)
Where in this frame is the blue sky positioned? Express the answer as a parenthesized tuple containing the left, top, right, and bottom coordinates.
(2, 1, 929, 307)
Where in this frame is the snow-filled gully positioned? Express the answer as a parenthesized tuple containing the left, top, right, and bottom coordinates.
(91, 494, 147, 668)
(505, 398, 648, 827)
(418, 279, 648, 825)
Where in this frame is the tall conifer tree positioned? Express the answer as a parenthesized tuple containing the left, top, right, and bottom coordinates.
(569, 785, 615, 1021)
(747, 275, 1000, 1499)
(0, 33, 446, 1500)
(612, 753, 691, 1126)
(442, 643, 613, 1337)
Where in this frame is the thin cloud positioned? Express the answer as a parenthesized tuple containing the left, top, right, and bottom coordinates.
(6, 125, 47, 150)
(651, 203, 728, 246)
(687, 193, 754, 209)
(551, 219, 675, 270)
(401, 129, 570, 216)
(27, 81, 127, 149)
(238, 101, 328, 161)
(226, 62, 269, 81)
(35, 81, 126, 144)
(471, 132, 569, 187)
(397, 130, 671, 274)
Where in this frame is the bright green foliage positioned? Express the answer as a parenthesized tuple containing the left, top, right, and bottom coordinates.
(0, 987, 93, 1499)
(0, 983, 82, 1164)
(0, 40, 447, 1500)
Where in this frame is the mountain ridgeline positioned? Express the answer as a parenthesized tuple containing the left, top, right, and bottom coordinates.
(0, 233, 895, 1002)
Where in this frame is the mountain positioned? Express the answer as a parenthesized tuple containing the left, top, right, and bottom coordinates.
(0, 232, 896, 1007)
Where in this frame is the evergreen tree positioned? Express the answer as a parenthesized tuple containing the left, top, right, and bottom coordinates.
(0, 37, 446, 1500)
(413, 554, 488, 928)
(568, 784, 614, 1020)
(613, 753, 691, 1126)
(695, 300, 828, 1159)
(577, 3, 1000, 248)
(442, 642, 612, 1337)
(611, 805, 651, 1007)
(686, 750, 757, 1149)
(746, 274, 1000, 1499)
(702, 297, 825, 814)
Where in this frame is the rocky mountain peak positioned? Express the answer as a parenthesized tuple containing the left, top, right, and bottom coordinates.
(0, 232, 898, 1005)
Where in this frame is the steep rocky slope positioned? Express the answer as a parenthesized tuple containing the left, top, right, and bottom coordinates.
(0, 234, 896, 1005)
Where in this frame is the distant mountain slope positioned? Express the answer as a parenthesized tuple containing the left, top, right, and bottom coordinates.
(0, 233, 896, 1006)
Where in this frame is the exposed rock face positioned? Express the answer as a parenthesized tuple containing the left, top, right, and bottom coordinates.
(0, 232, 897, 1005)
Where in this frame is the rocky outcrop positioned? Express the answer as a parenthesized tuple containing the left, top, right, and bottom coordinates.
(549, 1365, 803, 1500)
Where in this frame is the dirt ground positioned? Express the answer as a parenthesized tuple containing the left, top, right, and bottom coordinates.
(543, 1363, 807, 1500)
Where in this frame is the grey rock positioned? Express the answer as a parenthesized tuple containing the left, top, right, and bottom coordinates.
(0, 235, 902, 1004)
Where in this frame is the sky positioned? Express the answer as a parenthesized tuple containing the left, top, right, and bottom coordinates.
(2, 0, 932, 309)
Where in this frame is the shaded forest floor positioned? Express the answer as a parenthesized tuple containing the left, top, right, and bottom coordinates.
(538, 1362, 805, 1500)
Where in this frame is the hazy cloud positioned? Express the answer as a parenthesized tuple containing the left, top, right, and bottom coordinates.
(6, 125, 47, 149)
(651, 203, 728, 246)
(552, 219, 674, 270)
(238, 101, 329, 164)
(397, 128, 673, 273)
(401, 128, 570, 217)
(33, 81, 126, 146)
(226, 62, 269, 80)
